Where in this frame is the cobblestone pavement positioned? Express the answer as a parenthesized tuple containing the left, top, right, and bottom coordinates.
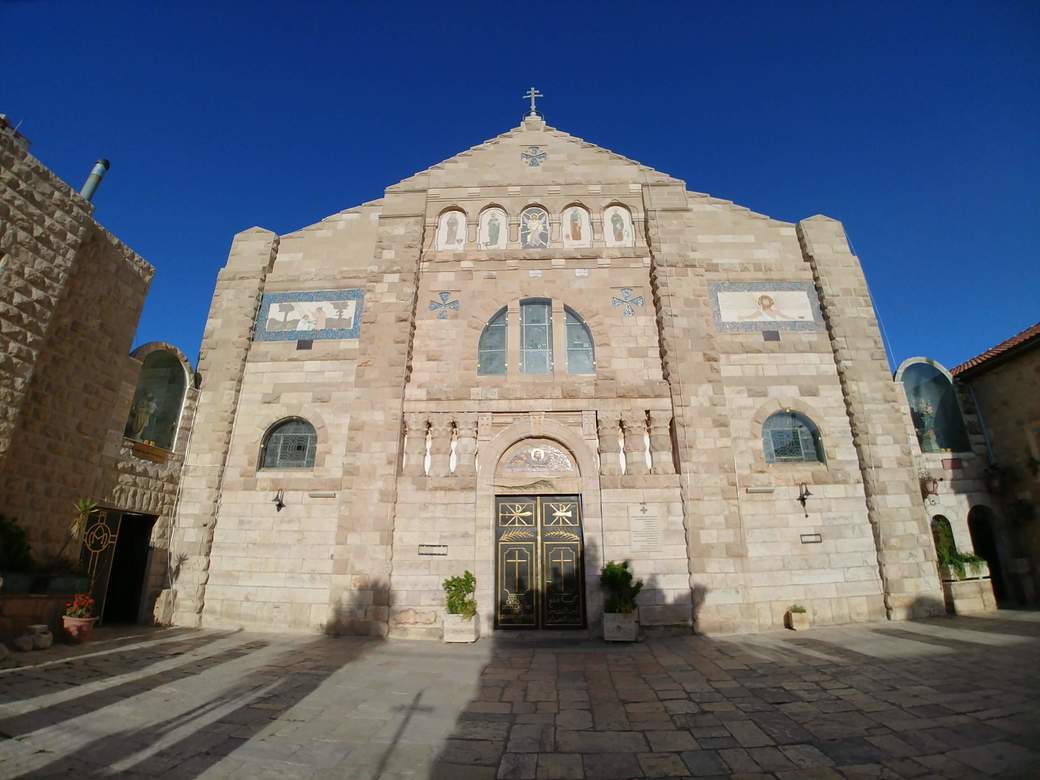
(1, 613, 1039, 779)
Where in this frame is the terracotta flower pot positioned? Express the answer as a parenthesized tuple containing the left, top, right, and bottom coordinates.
(62, 616, 97, 643)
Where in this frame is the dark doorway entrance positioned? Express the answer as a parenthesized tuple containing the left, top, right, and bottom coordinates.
(968, 506, 1006, 604)
(103, 513, 157, 623)
(495, 495, 585, 629)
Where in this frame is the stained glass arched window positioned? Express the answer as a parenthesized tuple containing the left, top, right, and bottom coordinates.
(478, 308, 507, 375)
(124, 350, 187, 451)
(763, 412, 824, 464)
(520, 299, 552, 374)
(899, 362, 970, 452)
(259, 418, 317, 469)
(565, 307, 594, 374)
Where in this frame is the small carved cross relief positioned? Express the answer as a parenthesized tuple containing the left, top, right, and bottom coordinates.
(429, 291, 460, 319)
(611, 288, 645, 317)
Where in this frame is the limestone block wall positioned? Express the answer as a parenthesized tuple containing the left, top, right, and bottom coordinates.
(798, 216, 944, 618)
(647, 188, 890, 632)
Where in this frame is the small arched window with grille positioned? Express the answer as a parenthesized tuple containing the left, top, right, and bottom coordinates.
(478, 308, 507, 375)
(259, 418, 317, 469)
(762, 412, 824, 464)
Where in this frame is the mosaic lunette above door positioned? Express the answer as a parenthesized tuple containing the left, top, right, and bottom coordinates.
(255, 289, 365, 341)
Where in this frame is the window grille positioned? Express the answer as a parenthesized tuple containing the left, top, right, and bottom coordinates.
(260, 419, 317, 469)
(763, 412, 823, 464)
(565, 308, 594, 374)
(478, 308, 507, 375)
(520, 299, 552, 374)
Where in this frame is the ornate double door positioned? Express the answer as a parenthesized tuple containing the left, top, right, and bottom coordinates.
(495, 495, 585, 629)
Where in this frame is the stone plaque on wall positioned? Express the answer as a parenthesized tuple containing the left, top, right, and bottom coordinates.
(254, 289, 364, 342)
(709, 281, 823, 333)
(630, 504, 661, 552)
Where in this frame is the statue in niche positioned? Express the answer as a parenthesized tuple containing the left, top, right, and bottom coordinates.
(127, 392, 158, 440)
(611, 211, 625, 242)
(569, 210, 582, 241)
(487, 213, 501, 247)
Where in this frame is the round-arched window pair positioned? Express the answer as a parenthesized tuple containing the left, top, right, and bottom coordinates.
(259, 418, 317, 469)
(763, 412, 825, 464)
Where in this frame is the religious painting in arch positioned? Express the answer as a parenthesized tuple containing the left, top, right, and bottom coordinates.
(520, 206, 550, 249)
(123, 350, 186, 451)
(602, 205, 634, 247)
(562, 206, 591, 248)
(495, 494, 585, 630)
(479, 208, 508, 249)
(436, 210, 466, 251)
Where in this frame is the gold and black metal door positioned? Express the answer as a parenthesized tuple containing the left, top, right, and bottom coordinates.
(78, 510, 122, 623)
(495, 495, 585, 629)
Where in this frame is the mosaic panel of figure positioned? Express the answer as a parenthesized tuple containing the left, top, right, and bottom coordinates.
(562, 206, 591, 248)
(501, 438, 576, 474)
(255, 289, 364, 341)
(436, 209, 466, 251)
(709, 281, 824, 332)
(520, 206, 550, 248)
(602, 205, 634, 247)
(479, 207, 508, 249)
(123, 350, 186, 450)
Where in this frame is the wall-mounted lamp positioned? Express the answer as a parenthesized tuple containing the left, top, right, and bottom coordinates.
(272, 489, 285, 512)
(919, 473, 942, 505)
(797, 483, 812, 517)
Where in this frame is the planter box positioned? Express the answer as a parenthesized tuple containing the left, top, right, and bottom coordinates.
(941, 578, 997, 615)
(603, 611, 639, 642)
(443, 614, 479, 643)
(939, 562, 990, 582)
(785, 611, 810, 631)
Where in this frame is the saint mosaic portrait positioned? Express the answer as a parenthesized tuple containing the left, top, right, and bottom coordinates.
(709, 281, 823, 332)
(520, 207, 549, 248)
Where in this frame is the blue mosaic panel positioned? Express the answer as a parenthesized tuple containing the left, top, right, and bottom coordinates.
(255, 289, 365, 342)
(709, 281, 824, 333)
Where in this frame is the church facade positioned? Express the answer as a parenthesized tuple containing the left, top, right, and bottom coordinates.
(167, 110, 946, 638)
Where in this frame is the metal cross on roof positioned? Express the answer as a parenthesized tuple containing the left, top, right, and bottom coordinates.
(523, 86, 543, 115)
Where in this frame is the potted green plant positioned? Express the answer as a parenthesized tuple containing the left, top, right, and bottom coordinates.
(62, 593, 98, 643)
(442, 570, 478, 643)
(601, 560, 642, 641)
(45, 499, 95, 594)
(785, 604, 809, 630)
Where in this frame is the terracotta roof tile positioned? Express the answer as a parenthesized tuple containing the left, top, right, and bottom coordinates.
(952, 321, 1040, 376)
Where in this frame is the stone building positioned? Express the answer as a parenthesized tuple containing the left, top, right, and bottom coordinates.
(896, 322, 1039, 611)
(0, 116, 195, 626)
(166, 106, 949, 639)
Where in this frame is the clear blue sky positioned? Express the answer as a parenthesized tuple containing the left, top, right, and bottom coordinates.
(4, 1, 1037, 370)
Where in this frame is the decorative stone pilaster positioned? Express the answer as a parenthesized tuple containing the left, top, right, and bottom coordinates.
(428, 414, 454, 478)
(622, 412, 650, 476)
(403, 414, 428, 477)
(648, 410, 675, 475)
(597, 413, 623, 476)
(454, 413, 477, 477)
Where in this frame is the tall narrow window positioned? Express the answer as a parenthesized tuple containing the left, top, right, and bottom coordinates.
(763, 412, 824, 464)
(260, 418, 317, 469)
(478, 308, 507, 375)
(520, 299, 552, 374)
(565, 307, 594, 374)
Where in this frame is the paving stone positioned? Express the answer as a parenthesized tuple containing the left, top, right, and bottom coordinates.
(946, 740, 1040, 775)
(724, 720, 774, 747)
(497, 752, 537, 779)
(507, 724, 554, 753)
(680, 749, 728, 776)
(582, 752, 644, 779)
(557, 730, 649, 754)
(637, 751, 689, 776)
(536, 753, 583, 779)
(556, 709, 594, 730)
(645, 729, 698, 752)
(718, 746, 761, 773)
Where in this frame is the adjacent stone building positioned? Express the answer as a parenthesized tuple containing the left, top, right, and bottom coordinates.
(0, 116, 195, 626)
(166, 108, 949, 638)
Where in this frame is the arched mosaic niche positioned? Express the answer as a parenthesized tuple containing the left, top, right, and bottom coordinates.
(124, 350, 187, 451)
(897, 358, 970, 453)
(602, 204, 634, 247)
(562, 205, 591, 248)
(479, 207, 507, 249)
(436, 209, 466, 251)
(498, 438, 577, 476)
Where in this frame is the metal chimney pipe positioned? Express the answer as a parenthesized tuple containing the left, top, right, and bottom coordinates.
(79, 158, 110, 202)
